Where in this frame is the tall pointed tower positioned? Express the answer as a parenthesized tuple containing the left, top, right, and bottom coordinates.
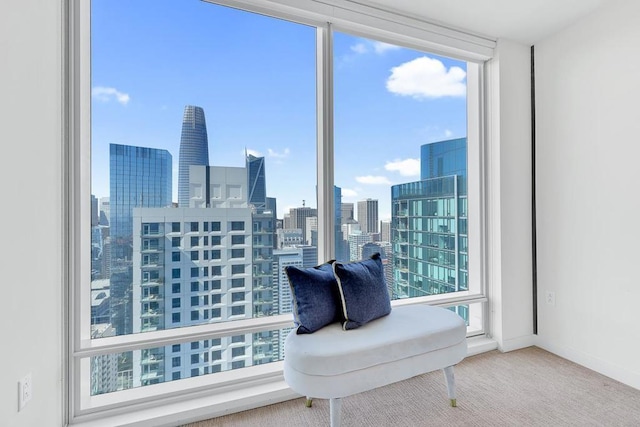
(178, 105, 209, 207)
(246, 153, 267, 211)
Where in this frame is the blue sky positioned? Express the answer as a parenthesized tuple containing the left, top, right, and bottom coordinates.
(91, 0, 467, 220)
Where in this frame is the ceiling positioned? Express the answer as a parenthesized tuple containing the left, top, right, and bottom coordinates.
(362, 0, 606, 44)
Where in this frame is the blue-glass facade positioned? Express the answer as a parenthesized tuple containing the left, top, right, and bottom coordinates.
(110, 144, 172, 249)
(110, 143, 172, 335)
(391, 138, 468, 300)
(178, 105, 209, 207)
(421, 137, 467, 182)
(247, 154, 267, 211)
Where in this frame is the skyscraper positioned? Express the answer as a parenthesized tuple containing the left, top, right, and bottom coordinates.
(357, 198, 379, 234)
(109, 143, 172, 335)
(132, 165, 254, 386)
(286, 206, 317, 245)
(341, 202, 354, 225)
(391, 137, 467, 299)
(178, 105, 209, 207)
(380, 220, 391, 242)
(420, 137, 467, 182)
(247, 154, 267, 211)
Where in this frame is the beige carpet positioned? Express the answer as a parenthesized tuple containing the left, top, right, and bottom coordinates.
(184, 347, 640, 426)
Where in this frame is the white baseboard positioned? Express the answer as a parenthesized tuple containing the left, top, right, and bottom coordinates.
(466, 335, 498, 356)
(535, 336, 640, 391)
(498, 334, 536, 352)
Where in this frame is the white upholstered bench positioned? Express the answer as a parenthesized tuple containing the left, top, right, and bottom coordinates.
(283, 304, 467, 427)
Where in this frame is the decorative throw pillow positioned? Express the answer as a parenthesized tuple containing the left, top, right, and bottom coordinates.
(332, 252, 391, 330)
(284, 262, 341, 334)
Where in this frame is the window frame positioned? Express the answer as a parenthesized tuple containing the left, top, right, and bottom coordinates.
(66, 0, 494, 422)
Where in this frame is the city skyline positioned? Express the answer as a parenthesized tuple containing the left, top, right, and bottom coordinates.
(90, 0, 467, 220)
(88, 0, 470, 393)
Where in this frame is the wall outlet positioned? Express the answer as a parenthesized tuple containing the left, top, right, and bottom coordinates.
(18, 373, 32, 411)
(545, 291, 556, 306)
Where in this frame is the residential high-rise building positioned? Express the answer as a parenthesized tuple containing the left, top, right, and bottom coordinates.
(252, 207, 276, 318)
(109, 143, 172, 336)
(245, 154, 278, 339)
(357, 198, 379, 234)
(132, 165, 254, 386)
(90, 324, 118, 395)
(178, 105, 209, 207)
(132, 205, 254, 384)
(130, 156, 283, 385)
(391, 137, 467, 299)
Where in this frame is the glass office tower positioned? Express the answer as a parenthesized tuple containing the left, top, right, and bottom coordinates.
(109, 143, 172, 335)
(247, 154, 267, 211)
(178, 105, 209, 208)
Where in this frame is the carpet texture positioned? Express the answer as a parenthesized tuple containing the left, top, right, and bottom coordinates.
(183, 346, 640, 426)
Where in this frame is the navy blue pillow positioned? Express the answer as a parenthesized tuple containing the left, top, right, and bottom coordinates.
(333, 253, 391, 330)
(284, 262, 341, 334)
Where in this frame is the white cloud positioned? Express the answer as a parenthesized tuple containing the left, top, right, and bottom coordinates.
(385, 158, 420, 177)
(386, 56, 466, 99)
(350, 43, 368, 54)
(444, 129, 453, 138)
(245, 148, 263, 157)
(267, 148, 290, 158)
(372, 41, 401, 54)
(341, 188, 358, 198)
(348, 40, 400, 57)
(356, 175, 392, 185)
(92, 86, 130, 105)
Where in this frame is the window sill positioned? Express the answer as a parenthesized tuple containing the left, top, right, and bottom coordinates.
(70, 336, 497, 426)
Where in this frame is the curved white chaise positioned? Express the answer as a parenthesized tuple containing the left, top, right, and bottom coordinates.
(284, 304, 467, 427)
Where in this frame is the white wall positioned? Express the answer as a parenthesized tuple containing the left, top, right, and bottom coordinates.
(0, 0, 65, 425)
(487, 39, 535, 352)
(535, 0, 640, 389)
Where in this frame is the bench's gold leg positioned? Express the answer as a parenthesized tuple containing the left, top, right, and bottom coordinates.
(443, 366, 457, 407)
(305, 397, 313, 407)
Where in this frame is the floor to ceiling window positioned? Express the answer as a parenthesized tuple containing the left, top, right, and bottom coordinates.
(69, 0, 492, 422)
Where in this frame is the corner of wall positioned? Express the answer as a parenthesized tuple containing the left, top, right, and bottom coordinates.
(486, 38, 534, 353)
